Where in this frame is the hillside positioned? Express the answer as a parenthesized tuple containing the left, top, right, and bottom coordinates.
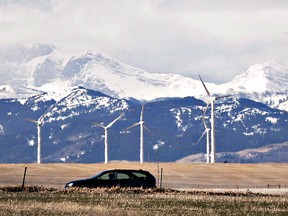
(0, 88, 286, 163)
(178, 141, 288, 163)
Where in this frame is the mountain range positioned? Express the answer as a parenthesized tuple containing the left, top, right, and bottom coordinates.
(1, 43, 287, 110)
(0, 43, 287, 163)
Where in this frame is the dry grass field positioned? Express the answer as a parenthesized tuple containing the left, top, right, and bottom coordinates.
(1, 186, 288, 215)
(1, 163, 288, 215)
(1, 162, 288, 190)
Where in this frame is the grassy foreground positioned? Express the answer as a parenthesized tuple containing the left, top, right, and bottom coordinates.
(0, 186, 288, 216)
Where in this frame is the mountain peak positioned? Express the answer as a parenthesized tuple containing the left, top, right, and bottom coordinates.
(229, 61, 288, 93)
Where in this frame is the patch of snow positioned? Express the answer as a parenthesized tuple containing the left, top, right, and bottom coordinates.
(0, 125, 4, 135)
(265, 117, 278, 124)
(243, 132, 254, 136)
(27, 139, 35, 146)
(170, 107, 192, 132)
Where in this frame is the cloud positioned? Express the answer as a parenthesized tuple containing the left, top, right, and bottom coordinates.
(0, 0, 288, 83)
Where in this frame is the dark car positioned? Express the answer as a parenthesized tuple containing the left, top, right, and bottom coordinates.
(64, 169, 156, 189)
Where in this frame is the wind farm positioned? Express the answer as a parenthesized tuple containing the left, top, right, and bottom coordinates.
(0, 2, 288, 214)
(0, 44, 286, 164)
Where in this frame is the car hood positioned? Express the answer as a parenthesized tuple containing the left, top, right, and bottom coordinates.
(65, 178, 89, 188)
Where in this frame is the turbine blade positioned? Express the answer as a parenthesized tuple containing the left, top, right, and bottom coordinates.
(143, 125, 153, 134)
(38, 108, 52, 122)
(23, 118, 38, 124)
(124, 122, 140, 131)
(140, 105, 144, 121)
(202, 116, 208, 129)
(106, 113, 124, 128)
(92, 123, 105, 128)
(198, 75, 211, 97)
(201, 102, 210, 129)
(194, 130, 207, 146)
(202, 102, 210, 118)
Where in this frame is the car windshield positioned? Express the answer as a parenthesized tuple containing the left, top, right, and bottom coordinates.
(88, 171, 109, 180)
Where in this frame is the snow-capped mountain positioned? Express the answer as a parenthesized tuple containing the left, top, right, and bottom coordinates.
(224, 61, 288, 93)
(217, 61, 288, 111)
(61, 51, 205, 100)
(0, 43, 287, 111)
(0, 44, 204, 101)
(0, 43, 71, 98)
(0, 43, 287, 163)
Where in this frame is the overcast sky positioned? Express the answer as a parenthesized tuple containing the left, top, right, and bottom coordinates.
(1, 0, 288, 83)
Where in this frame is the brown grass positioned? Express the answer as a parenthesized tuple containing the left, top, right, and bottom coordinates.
(0, 186, 288, 215)
(1, 162, 288, 215)
(1, 162, 288, 189)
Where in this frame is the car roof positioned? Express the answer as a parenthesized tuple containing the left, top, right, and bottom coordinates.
(104, 169, 150, 173)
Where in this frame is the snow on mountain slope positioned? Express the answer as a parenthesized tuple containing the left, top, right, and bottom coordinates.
(0, 44, 72, 96)
(33, 50, 71, 87)
(222, 61, 288, 93)
(62, 52, 204, 100)
(0, 85, 17, 99)
(0, 44, 287, 111)
(0, 44, 208, 101)
(216, 61, 288, 111)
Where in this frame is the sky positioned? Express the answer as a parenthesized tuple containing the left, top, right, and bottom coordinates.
(0, 0, 288, 83)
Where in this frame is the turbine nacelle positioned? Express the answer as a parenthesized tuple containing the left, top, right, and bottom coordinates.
(209, 96, 217, 101)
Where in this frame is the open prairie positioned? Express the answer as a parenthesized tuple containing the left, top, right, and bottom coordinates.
(1, 162, 288, 191)
(1, 163, 288, 215)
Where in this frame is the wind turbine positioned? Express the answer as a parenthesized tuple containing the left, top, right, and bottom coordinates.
(198, 75, 231, 163)
(195, 103, 211, 163)
(24, 109, 50, 164)
(125, 105, 152, 164)
(92, 113, 123, 164)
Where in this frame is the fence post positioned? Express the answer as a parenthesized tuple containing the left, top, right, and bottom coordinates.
(22, 167, 27, 190)
(160, 168, 163, 189)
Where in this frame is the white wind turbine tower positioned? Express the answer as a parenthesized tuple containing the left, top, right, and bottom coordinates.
(198, 75, 231, 163)
(195, 104, 211, 163)
(92, 114, 123, 164)
(24, 110, 50, 164)
(125, 105, 152, 164)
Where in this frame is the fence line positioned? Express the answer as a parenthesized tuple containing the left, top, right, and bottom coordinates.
(1, 173, 288, 189)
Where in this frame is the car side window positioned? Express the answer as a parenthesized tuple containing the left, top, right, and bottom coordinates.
(116, 172, 130, 180)
(132, 172, 147, 179)
(99, 172, 114, 180)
